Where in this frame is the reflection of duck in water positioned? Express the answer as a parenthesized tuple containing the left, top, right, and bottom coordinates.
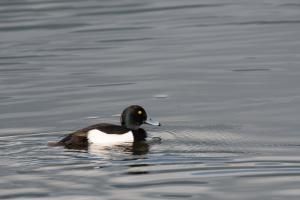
(53, 105, 161, 151)
(89, 140, 152, 156)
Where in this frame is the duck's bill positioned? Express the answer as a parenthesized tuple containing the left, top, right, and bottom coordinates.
(144, 118, 161, 126)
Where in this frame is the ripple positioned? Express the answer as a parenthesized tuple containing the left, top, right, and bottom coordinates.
(0, 23, 87, 31)
(75, 3, 228, 16)
(232, 68, 271, 72)
(73, 26, 150, 33)
(86, 82, 136, 88)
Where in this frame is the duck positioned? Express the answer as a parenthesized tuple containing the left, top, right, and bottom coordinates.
(55, 105, 161, 149)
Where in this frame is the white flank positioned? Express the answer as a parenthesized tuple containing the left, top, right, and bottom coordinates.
(87, 129, 134, 145)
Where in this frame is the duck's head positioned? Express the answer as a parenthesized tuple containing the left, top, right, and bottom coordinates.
(121, 105, 161, 130)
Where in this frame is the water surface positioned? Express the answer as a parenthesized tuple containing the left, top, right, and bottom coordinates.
(1, 0, 300, 199)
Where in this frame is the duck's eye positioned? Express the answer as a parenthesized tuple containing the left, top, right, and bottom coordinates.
(138, 110, 143, 115)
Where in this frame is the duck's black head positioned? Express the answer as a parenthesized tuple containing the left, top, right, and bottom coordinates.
(121, 105, 160, 130)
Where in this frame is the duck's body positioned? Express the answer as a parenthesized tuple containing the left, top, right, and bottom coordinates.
(58, 123, 147, 149)
(56, 105, 160, 149)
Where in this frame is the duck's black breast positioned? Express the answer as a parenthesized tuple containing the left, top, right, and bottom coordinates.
(58, 123, 131, 149)
(132, 128, 147, 141)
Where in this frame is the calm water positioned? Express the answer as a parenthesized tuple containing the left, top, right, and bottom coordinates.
(1, 0, 300, 199)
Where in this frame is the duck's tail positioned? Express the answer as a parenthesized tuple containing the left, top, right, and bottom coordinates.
(47, 141, 64, 147)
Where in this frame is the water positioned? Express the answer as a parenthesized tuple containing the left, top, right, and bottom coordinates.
(1, 0, 300, 199)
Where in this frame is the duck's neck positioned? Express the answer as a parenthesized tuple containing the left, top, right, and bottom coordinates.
(132, 128, 147, 141)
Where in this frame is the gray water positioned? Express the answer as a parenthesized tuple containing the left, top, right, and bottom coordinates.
(1, 0, 300, 199)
